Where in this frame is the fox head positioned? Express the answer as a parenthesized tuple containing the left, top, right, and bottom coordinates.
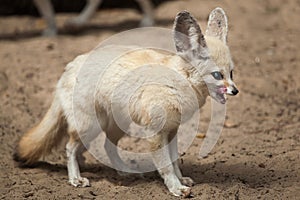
(173, 8, 239, 104)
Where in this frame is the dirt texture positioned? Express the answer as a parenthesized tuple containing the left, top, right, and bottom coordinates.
(0, 0, 299, 199)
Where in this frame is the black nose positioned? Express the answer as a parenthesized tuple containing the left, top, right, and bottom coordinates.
(232, 86, 239, 95)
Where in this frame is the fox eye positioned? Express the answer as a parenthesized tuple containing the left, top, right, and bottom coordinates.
(211, 71, 223, 80)
(230, 70, 233, 80)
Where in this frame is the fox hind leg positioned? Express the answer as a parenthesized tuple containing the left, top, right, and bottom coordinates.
(66, 132, 90, 187)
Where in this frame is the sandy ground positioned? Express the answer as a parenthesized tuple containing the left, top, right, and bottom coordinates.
(0, 0, 299, 199)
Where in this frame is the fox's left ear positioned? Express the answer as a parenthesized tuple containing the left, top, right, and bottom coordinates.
(173, 11, 209, 60)
(206, 7, 228, 44)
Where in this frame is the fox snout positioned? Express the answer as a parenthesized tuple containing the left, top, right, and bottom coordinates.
(231, 86, 239, 95)
(227, 85, 239, 96)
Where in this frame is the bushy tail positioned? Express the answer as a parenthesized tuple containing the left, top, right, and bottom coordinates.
(14, 94, 67, 165)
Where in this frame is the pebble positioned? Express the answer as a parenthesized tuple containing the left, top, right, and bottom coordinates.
(196, 133, 206, 139)
(224, 121, 239, 128)
(258, 163, 266, 168)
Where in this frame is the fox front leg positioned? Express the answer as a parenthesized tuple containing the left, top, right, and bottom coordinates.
(149, 133, 191, 197)
(168, 134, 194, 187)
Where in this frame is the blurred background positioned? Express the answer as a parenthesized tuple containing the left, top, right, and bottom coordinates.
(0, 0, 172, 37)
(1, 0, 165, 15)
(0, 0, 299, 199)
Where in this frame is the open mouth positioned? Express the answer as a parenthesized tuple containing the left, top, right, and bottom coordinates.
(211, 86, 227, 104)
(216, 92, 226, 104)
(208, 86, 227, 104)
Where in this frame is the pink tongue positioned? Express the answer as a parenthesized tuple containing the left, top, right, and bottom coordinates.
(218, 87, 227, 94)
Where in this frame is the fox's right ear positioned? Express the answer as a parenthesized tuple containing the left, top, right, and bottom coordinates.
(173, 11, 209, 60)
(206, 7, 228, 43)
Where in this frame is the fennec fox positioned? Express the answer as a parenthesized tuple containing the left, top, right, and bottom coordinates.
(14, 8, 238, 197)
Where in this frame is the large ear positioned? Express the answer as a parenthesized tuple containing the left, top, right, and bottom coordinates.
(173, 11, 208, 59)
(206, 7, 228, 43)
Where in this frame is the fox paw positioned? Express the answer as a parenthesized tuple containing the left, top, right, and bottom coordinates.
(180, 177, 194, 187)
(69, 177, 90, 187)
(170, 185, 192, 197)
